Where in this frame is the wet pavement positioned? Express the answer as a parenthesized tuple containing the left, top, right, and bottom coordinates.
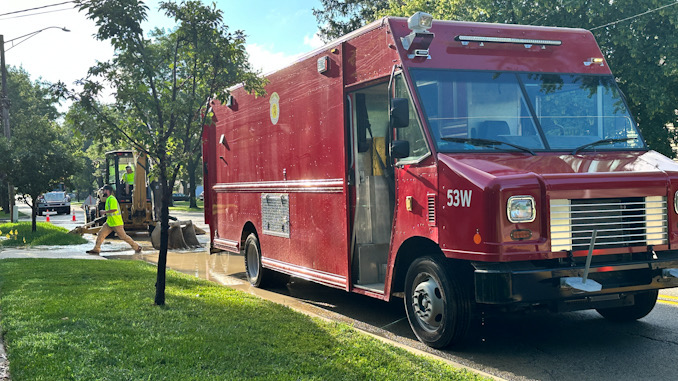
(0, 203, 210, 260)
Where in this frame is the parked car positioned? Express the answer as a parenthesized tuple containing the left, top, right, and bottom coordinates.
(37, 191, 71, 215)
(172, 193, 189, 201)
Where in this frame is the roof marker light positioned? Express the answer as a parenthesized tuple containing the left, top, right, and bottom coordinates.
(456, 35, 562, 46)
(584, 57, 605, 66)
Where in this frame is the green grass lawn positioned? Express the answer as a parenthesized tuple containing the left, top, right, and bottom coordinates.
(169, 199, 203, 212)
(0, 259, 488, 381)
(0, 222, 87, 247)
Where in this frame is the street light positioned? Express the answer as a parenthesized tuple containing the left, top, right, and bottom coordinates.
(1, 26, 70, 222)
(5, 26, 71, 52)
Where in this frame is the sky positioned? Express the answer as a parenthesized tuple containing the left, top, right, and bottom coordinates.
(1, 0, 325, 94)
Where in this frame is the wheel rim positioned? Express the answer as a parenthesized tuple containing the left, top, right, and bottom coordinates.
(246, 242, 260, 281)
(411, 274, 445, 332)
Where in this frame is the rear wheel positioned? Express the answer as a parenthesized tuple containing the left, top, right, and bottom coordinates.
(596, 290, 658, 321)
(404, 256, 475, 348)
(243, 233, 289, 288)
(244, 233, 263, 286)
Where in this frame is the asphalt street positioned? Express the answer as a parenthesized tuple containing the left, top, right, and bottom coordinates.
(3, 201, 678, 380)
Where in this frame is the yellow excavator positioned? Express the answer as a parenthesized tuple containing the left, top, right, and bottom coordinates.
(70, 149, 204, 250)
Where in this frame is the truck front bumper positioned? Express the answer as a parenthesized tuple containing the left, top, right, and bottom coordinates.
(473, 250, 678, 310)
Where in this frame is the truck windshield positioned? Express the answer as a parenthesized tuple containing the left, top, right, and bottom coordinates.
(409, 69, 645, 153)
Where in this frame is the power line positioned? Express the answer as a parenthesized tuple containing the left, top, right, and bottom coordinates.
(0, 1, 74, 17)
(0, 7, 73, 21)
(590, 1, 678, 31)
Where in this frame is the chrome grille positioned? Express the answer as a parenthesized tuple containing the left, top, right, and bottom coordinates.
(428, 195, 436, 225)
(550, 196, 667, 252)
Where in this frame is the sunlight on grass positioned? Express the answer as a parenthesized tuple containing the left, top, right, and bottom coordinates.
(0, 222, 87, 247)
(0, 259, 488, 381)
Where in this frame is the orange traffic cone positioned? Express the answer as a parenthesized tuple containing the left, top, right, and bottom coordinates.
(46, 211, 50, 223)
(72, 212, 76, 222)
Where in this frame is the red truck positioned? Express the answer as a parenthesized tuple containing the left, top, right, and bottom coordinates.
(202, 12, 678, 348)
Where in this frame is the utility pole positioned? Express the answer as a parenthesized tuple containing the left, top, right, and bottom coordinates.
(1, 27, 69, 222)
(0, 35, 16, 222)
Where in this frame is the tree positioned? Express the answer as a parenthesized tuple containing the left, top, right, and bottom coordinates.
(70, 0, 266, 305)
(176, 154, 202, 208)
(313, 0, 390, 41)
(2, 67, 79, 230)
(62, 103, 124, 199)
(313, 0, 678, 157)
(11, 121, 79, 231)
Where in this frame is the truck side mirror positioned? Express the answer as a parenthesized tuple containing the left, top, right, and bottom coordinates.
(390, 98, 410, 128)
(390, 140, 410, 159)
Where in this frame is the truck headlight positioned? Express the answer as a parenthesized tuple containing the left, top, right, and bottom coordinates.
(507, 196, 536, 223)
(674, 190, 678, 214)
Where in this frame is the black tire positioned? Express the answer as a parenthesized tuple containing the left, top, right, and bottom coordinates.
(404, 256, 475, 348)
(596, 290, 658, 322)
(244, 233, 264, 286)
(243, 233, 288, 288)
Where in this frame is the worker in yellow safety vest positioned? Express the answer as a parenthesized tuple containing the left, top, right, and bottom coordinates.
(122, 165, 134, 196)
(86, 185, 142, 255)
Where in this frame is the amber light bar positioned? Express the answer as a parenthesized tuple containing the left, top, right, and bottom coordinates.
(456, 35, 562, 46)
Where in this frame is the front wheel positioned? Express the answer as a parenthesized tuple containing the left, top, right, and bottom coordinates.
(596, 290, 658, 321)
(404, 256, 475, 348)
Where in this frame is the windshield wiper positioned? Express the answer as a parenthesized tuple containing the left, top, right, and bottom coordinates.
(441, 137, 536, 156)
(571, 137, 639, 155)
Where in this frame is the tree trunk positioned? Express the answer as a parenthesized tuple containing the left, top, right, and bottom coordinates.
(154, 175, 170, 306)
(31, 199, 37, 232)
(188, 157, 198, 209)
(0, 182, 8, 214)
